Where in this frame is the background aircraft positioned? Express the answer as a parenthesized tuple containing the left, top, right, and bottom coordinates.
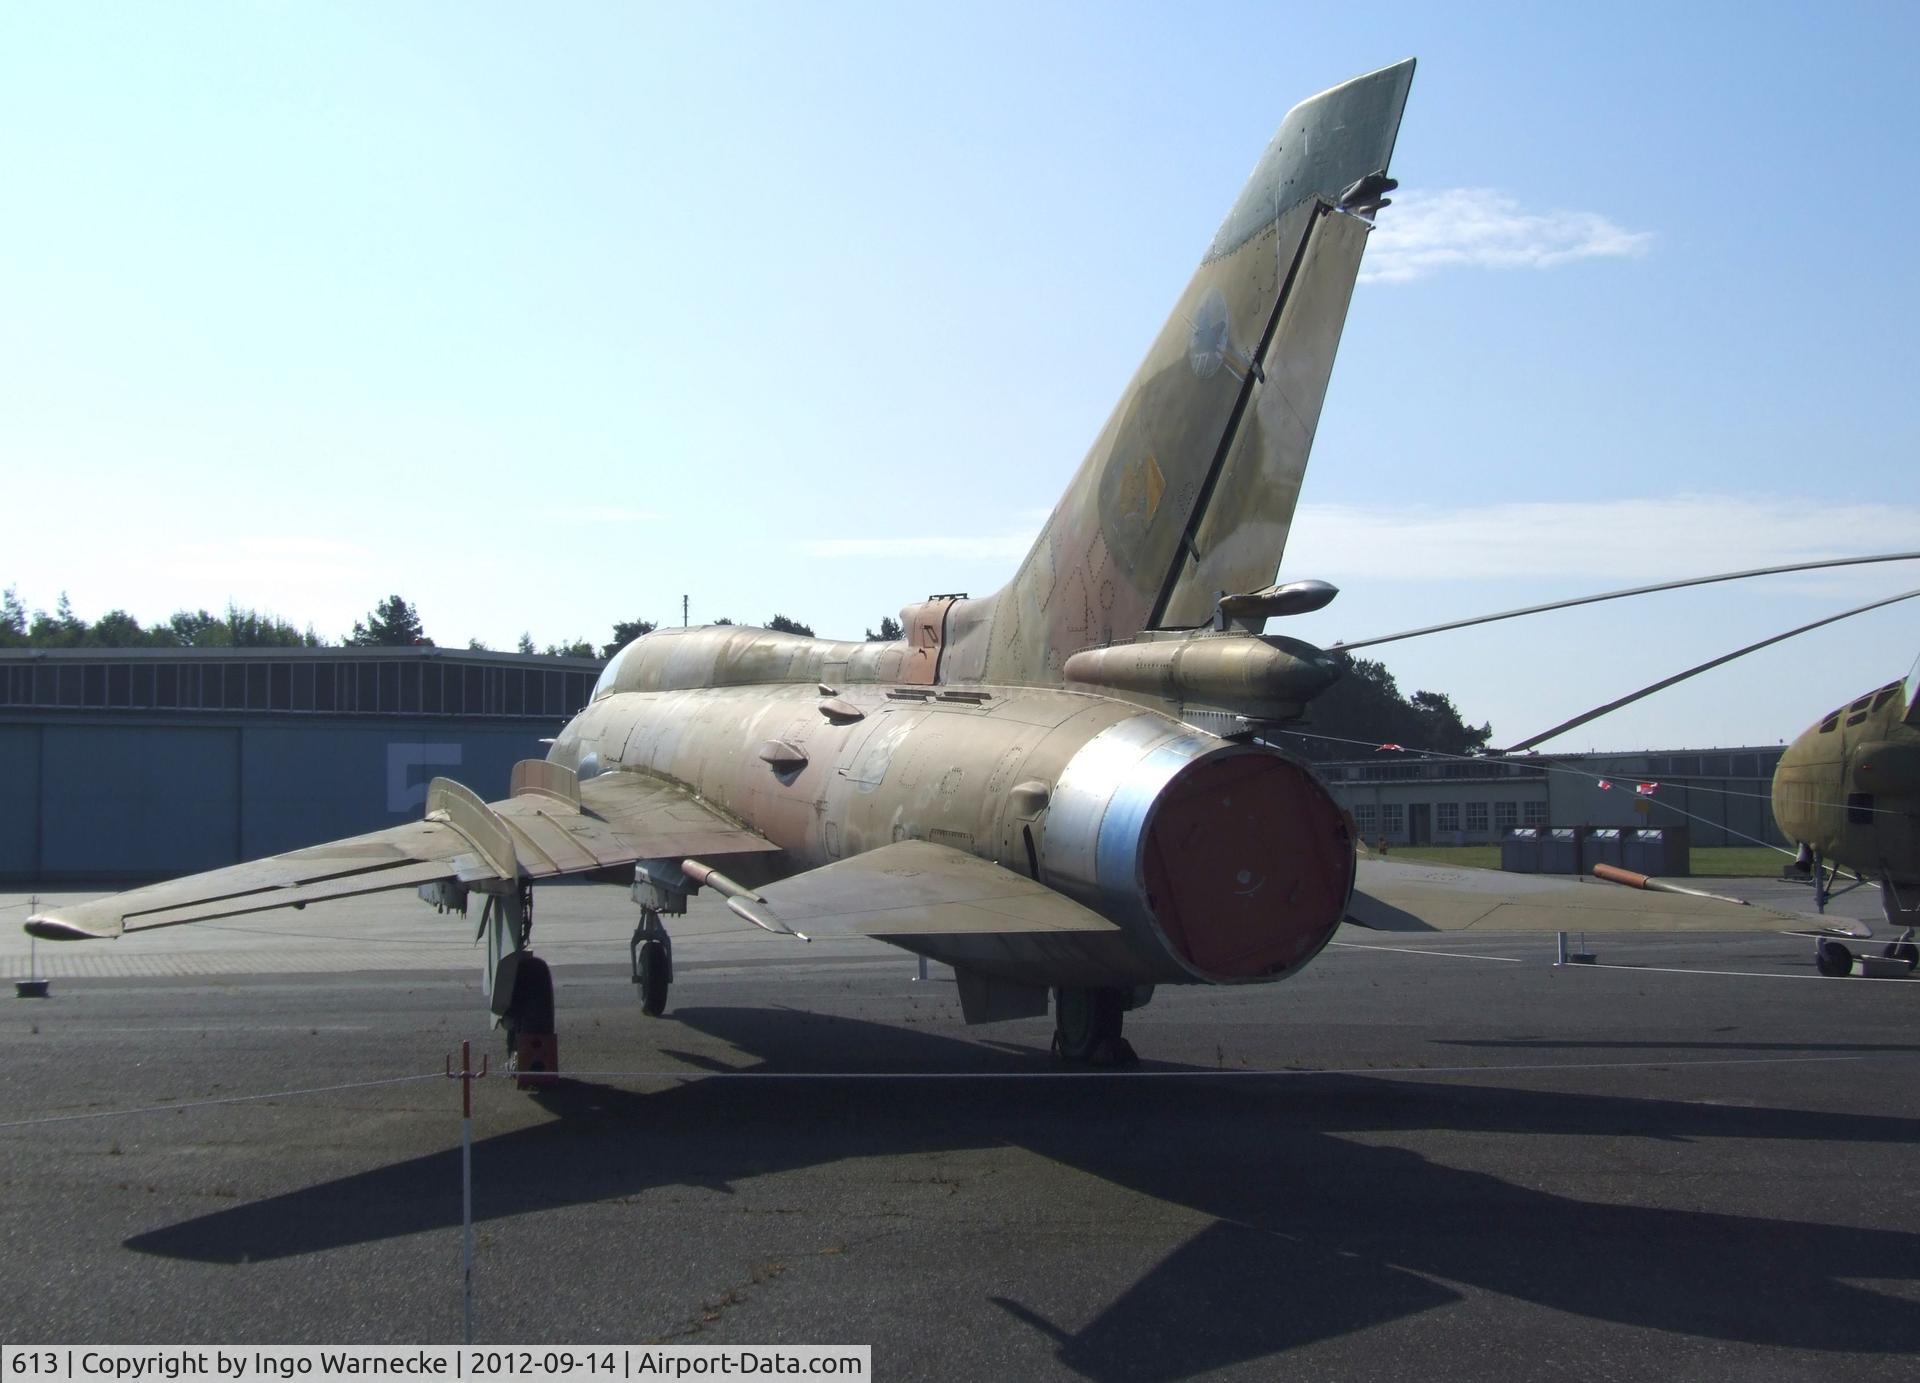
(25, 61, 1838, 1070)
(1774, 662, 1920, 973)
(1321, 578, 1920, 971)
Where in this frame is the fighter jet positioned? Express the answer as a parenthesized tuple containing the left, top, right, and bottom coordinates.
(24, 60, 1817, 1067)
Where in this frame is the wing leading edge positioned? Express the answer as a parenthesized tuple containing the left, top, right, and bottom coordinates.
(25, 761, 774, 941)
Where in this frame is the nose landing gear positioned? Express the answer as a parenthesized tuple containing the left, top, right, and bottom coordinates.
(631, 861, 694, 1018)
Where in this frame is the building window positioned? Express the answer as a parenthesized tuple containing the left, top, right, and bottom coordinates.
(1437, 802, 1460, 833)
(1523, 800, 1548, 826)
(1495, 801, 1518, 829)
(1353, 804, 1378, 835)
(1466, 801, 1489, 833)
(1381, 803, 1406, 837)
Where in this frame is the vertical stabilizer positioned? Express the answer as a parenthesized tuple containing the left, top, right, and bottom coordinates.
(940, 61, 1413, 687)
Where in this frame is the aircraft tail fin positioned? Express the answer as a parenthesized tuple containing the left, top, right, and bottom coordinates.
(937, 61, 1413, 687)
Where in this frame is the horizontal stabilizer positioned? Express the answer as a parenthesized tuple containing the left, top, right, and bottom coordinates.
(753, 841, 1120, 940)
(1347, 859, 1866, 936)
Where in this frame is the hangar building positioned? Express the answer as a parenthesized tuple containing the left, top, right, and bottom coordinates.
(0, 646, 602, 883)
(1314, 744, 1787, 849)
(4, 642, 1789, 882)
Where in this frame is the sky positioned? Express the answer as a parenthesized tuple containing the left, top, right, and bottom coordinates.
(3, 2, 1916, 751)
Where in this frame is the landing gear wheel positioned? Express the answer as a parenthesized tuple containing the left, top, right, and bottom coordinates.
(497, 953, 556, 1070)
(1815, 939, 1854, 978)
(637, 939, 670, 1016)
(1883, 941, 1918, 971)
(1052, 987, 1137, 1067)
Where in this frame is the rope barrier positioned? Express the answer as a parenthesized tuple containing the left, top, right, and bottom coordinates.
(0, 1072, 442, 1131)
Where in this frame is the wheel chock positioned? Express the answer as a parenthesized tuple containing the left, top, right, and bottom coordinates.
(513, 1032, 560, 1087)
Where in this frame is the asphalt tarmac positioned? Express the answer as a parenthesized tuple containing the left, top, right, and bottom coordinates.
(1, 881, 1916, 1381)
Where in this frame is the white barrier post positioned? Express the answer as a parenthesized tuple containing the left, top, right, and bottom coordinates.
(445, 1040, 489, 1344)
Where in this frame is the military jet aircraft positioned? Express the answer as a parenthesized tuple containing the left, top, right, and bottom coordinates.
(25, 59, 1826, 1067)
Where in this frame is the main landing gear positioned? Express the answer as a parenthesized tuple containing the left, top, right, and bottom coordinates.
(1052, 986, 1139, 1067)
(1816, 931, 1919, 978)
(480, 881, 559, 1082)
(632, 906, 674, 1016)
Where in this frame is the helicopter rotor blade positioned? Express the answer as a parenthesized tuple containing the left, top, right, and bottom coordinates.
(1500, 586, 1920, 754)
(1329, 551, 1920, 652)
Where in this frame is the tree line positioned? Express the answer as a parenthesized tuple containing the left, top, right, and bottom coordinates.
(1282, 652, 1491, 759)
(1, 590, 1489, 755)
(0, 591, 903, 662)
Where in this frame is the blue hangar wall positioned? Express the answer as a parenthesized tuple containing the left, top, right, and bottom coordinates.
(0, 647, 603, 883)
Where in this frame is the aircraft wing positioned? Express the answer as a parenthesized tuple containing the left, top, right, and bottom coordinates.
(750, 840, 1120, 941)
(25, 762, 773, 941)
(1348, 858, 1869, 937)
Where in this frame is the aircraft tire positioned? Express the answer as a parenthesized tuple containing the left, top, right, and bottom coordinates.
(637, 940, 670, 1016)
(1815, 940, 1854, 978)
(500, 954, 556, 1058)
(1052, 986, 1126, 1064)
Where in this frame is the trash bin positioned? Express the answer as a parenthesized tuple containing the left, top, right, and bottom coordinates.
(1540, 827, 1581, 874)
(1624, 826, 1691, 877)
(1582, 828, 1624, 872)
(1501, 827, 1542, 874)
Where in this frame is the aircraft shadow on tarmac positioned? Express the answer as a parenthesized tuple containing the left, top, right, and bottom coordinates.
(126, 1008, 1920, 1378)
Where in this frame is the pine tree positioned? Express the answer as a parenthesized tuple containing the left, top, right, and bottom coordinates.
(346, 595, 432, 647)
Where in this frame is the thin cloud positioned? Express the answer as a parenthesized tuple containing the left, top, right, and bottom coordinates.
(1361, 188, 1653, 284)
(1284, 496, 1920, 582)
(799, 496, 1920, 592)
(803, 506, 1053, 561)
(803, 533, 1035, 561)
(536, 506, 664, 523)
(168, 536, 371, 581)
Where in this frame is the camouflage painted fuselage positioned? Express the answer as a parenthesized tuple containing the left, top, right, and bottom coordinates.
(1773, 676, 1920, 921)
(552, 626, 1354, 990)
